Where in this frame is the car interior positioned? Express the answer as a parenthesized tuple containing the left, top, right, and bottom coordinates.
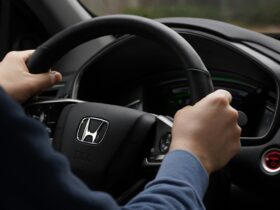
(1, 0, 280, 209)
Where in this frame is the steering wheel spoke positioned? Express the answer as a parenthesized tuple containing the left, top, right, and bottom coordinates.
(25, 99, 83, 141)
(143, 115, 173, 167)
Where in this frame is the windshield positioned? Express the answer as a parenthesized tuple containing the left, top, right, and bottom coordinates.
(79, 0, 280, 34)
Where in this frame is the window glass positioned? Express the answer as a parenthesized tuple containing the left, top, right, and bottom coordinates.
(79, 0, 280, 33)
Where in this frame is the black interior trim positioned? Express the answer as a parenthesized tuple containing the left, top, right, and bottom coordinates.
(158, 18, 280, 57)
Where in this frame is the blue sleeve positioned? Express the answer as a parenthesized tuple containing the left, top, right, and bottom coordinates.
(0, 88, 208, 210)
(124, 150, 208, 210)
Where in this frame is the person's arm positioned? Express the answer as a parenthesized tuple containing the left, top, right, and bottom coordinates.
(0, 87, 119, 210)
(0, 88, 238, 210)
(124, 89, 241, 210)
(0, 51, 240, 210)
(124, 151, 208, 210)
(0, 87, 207, 210)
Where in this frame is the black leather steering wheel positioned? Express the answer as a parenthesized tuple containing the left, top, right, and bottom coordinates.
(27, 15, 213, 102)
(26, 15, 214, 198)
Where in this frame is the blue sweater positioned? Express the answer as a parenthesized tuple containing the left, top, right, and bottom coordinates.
(0, 88, 208, 210)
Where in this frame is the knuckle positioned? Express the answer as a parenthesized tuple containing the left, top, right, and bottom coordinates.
(211, 89, 231, 105)
(229, 108, 239, 121)
(174, 109, 182, 119)
(232, 124, 241, 138)
(174, 106, 191, 119)
(214, 94, 228, 106)
(6, 51, 18, 59)
(215, 89, 228, 96)
(236, 125, 242, 135)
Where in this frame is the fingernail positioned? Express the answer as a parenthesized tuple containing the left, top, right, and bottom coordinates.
(49, 71, 57, 83)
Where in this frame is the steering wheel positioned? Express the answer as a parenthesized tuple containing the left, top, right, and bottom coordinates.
(26, 15, 214, 199)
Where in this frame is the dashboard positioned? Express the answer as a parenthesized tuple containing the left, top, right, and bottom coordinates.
(75, 31, 278, 141)
(143, 70, 276, 138)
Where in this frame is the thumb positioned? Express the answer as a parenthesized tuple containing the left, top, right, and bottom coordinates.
(32, 71, 62, 91)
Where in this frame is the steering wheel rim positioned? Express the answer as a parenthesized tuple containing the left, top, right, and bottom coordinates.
(27, 14, 214, 103)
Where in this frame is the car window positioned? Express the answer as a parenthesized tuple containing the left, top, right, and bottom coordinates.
(79, 0, 280, 34)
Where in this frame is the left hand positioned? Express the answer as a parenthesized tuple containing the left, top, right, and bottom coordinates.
(0, 50, 62, 103)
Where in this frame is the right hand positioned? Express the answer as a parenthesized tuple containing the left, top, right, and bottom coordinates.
(170, 89, 241, 175)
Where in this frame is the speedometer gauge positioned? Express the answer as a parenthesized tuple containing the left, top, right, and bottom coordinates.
(144, 72, 276, 138)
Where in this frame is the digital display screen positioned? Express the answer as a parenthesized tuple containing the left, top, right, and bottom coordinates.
(144, 77, 275, 138)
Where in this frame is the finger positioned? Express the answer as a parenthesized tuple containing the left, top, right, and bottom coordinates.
(32, 71, 62, 91)
(198, 89, 232, 107)
(229, 106, 239, 123)
(49, 71, 62, 84)
(214, 89, 232, 103)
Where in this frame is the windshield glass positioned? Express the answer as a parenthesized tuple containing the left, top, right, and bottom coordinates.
(79, 0, 280, 34)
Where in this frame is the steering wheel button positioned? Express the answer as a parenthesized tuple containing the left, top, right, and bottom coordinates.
(159, 133, 172, 153)
(261, 149, 280, 175)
